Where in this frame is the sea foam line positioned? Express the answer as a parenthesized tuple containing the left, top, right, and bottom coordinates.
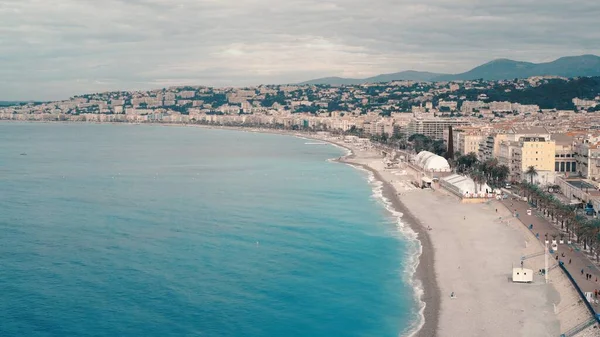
(346, 163, 426, 337)
(309, 137, 425, 336)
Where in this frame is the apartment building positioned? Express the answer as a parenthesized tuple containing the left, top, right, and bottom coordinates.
(498, 140, 522, 182)
(479, 133, 509, 161)
(517, 136, 556, 184)
(552, 134, 577, 175)
(480, 127, 551, 161)
(406, 118, 470, 140)
(443, 127, 485, 157)
(575, 136, 600, 180)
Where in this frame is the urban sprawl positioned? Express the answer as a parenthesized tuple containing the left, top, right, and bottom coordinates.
(2, 76, 600, 188)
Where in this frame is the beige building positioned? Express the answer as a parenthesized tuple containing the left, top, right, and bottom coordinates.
(480, 133, 509, 161)
(552, 134, 577, 175)
(443, 127, 485, 157)
(480, 127, 551, 162)
(575, 137, 600, 180)
(498, 140, 522, 182)
(508, 136, 556, 184)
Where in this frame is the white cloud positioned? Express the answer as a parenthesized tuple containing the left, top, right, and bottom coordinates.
(0, 0, 599, 100)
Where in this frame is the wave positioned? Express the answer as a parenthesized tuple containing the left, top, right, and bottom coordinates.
(345, 163, 426, 337)
(296, 135, 352, 157)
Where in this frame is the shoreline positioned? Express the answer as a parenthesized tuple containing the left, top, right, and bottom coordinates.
(339, 159, 439, 337)
(316, 135, 437, 337)
(1, 119, 437, 336)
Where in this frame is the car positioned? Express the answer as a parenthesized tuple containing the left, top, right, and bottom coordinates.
(505, 183, 511, 189)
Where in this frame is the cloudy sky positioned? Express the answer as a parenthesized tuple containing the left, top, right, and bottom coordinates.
(1, 0, 599, 100)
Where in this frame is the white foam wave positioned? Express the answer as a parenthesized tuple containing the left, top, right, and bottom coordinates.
(297, 135, 352, 157)
(345, 163, 426, 337)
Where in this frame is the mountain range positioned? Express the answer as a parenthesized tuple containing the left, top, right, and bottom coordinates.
(299, 55, 600, 85)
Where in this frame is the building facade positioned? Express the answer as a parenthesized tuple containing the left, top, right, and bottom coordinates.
(406, 118, 471, 140)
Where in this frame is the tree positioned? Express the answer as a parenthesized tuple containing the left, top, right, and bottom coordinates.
(490, 164, 510, 188)
(470, 170, 486, 193)
(456, 153, 479, 174)
(525, 166, 538, 184)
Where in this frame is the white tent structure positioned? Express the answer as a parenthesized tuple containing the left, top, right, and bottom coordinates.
(440, 174, 493, 197)
(414, 151, 451, 172)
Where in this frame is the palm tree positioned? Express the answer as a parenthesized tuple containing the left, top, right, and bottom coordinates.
(470, 170, 486, 193)
(491, 165, 510, 189)
(525, 166, 538, 185)
(456, 152, 479, 174)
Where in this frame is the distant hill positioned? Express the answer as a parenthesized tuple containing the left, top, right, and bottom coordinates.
(433, 55, 600, 81)
(299, 55, 600, 85)
(298, 71, 443, 85)
(299, 77, 364, 86)
(365, 70, 443, 83)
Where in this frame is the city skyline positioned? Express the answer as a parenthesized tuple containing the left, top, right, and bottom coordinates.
(2, 0, 600, 100)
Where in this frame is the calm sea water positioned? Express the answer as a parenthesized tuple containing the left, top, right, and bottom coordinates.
(0, 123, 421, 337)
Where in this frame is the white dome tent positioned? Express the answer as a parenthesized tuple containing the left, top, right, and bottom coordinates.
(414, 151, 451, 172)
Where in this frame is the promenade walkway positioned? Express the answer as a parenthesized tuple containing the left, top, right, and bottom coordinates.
(500, 197, 600, 313)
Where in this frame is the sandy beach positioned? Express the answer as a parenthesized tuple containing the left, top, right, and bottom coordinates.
(319, 135, 569, 337)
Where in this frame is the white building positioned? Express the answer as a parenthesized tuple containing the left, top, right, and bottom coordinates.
(414, 151, 451, 172)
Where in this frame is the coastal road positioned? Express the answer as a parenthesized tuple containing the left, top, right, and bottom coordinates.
(500, 197, 600, 312)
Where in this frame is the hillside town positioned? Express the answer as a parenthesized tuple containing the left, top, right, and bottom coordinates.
(2, 76, 600, 186)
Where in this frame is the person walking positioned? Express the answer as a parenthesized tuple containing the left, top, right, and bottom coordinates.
(569, 258, 572, 264)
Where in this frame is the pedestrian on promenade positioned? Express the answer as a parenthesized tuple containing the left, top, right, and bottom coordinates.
(569, 259, 572, 264)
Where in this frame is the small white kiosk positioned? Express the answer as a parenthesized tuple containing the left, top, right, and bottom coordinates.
(551, 240, 558, 252)
(512, 267, 534, 283)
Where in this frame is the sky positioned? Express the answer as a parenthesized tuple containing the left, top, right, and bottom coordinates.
(1, 0, 599, 101)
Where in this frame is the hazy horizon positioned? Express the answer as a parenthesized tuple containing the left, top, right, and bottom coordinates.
(2, 0, 600, 101)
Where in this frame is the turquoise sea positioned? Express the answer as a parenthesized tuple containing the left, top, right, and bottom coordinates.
(0, 123, 422, 337)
